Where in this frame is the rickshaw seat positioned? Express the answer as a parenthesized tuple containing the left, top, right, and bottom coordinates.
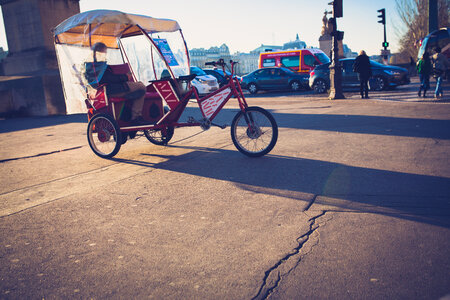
(110, 92, 159, 103)
(109, 96, 127, 103)
(145, 92, 160, 99)
(110, 64, 131, 75)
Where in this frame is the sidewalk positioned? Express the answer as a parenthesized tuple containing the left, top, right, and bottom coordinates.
(0, 74, 449, 299)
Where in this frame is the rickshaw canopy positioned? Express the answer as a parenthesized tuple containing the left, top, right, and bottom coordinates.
(53, 10, 190, 114)
(54, 9, 182, 48)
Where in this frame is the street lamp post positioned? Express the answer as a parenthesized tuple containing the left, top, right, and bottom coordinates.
(328, 0, 345, 100)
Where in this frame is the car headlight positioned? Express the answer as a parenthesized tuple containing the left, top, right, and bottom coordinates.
(384, 70, 401, 75)
(195, 78, 205, 83)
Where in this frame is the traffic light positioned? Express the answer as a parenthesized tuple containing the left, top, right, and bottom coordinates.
(382, 42, 389, 48)
(328, 0, 343, 18)
(377, 8, 385, 25)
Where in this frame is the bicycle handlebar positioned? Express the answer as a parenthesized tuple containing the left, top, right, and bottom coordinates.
(204, 59, 239, 78)
(205, 59, 239, 68)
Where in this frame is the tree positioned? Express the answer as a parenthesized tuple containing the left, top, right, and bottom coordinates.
(395, 0, 449, 61)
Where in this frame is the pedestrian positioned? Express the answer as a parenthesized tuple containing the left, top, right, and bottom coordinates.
(431, 47, 450, 98)
(353, 50, 372, 99)
(84, 42, 147, 124)
(409, 56, 416, 77)
(416, 51, 432, 98)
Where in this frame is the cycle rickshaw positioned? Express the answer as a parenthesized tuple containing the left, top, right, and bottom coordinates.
(54, 10, 278, 158)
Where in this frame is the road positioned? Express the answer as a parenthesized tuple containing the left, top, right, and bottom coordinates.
(0, 78, 449, 299)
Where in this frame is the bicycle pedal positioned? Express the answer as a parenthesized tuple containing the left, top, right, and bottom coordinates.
(211, 122, 227, 129)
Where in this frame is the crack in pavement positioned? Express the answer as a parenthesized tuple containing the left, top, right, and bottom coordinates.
(0, 146, 83, 163)
(252, 198, 328, 300)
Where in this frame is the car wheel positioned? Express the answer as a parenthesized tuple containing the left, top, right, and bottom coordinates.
(290, 80, 301, 92)
(248, 83, 258, 94)
(312, 79, 327, 93)
(369, 76, 387, 91)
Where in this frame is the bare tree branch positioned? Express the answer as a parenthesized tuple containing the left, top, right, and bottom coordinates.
(395, 0, 449, 62)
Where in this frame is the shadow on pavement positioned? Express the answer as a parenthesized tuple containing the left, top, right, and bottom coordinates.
(112, 147, 450, 229)
(1, 105, 448, 142)
(273, 112, 450, 140)
(183, 107, 450, 140)
(0, 113, 87, 134)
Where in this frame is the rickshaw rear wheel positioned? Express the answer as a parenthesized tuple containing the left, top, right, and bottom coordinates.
(144, 126, 174, 145)
(87, 113, 122, 158)
(143, 106, 174, 145)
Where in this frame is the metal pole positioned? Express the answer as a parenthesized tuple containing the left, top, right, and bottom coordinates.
(328, 17, 345, 99)
(428, 0, 438, 34)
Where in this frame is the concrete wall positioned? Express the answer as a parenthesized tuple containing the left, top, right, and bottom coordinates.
(0, 0, 80, 115)
(38, 0, 80, 52)
(1, 0, 79, 53)
(0, 76, 48, 116)
(1, 0, 44, 54)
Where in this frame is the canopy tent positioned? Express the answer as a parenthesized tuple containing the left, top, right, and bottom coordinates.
(53, 10, 189, 114)
(54, 9, 182, 48)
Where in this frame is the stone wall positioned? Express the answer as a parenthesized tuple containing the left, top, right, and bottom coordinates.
(0, 0, 80, 116)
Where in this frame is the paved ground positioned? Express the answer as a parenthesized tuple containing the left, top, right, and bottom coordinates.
(0, 78, 449, 299)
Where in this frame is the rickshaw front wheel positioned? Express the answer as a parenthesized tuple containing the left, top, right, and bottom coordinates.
(87, 113, 122, 158)
(231, 106, 278, 157)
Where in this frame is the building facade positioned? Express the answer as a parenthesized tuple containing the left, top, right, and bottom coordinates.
(189, 35, 310, 76)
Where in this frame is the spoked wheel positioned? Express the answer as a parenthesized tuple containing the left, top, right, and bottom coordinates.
(144, 126, 174, 145)
(369, 76, 387, 91)
(231, 106, 278, 157)
(144, 107, 175, 145)
(248, 83, 258, 94)
(290, 80, 301, 92)
(87, 113, 122, 158)
(313, 79, 327, 93)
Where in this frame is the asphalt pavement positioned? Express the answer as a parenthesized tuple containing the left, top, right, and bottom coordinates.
(0, 77, 449, 299)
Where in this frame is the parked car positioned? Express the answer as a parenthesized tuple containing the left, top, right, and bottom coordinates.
(203, 68, 228, 87)
(203, 68, 240, 87)
(418, 28, 449, 60)
(190, 66, 219, 95)
(309, 58, 410, 93)
(418, 28, 449, 79)
(240, 67, 309, 94)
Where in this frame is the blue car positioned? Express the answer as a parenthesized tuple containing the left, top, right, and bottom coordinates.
(240, 67, 309, 94)
(309, 58, 410, 93)
(203, 68, 240, 87)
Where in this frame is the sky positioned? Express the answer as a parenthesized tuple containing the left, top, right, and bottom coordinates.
(0, 0, 402, 56)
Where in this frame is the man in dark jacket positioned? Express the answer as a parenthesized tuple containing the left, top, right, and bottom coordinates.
(85, 42, 146, 123)
(353, 50, 372, 99)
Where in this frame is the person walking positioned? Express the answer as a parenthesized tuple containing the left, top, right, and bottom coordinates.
(84, 42, 146, 123)
(431, 47, 450, 98)
(416, 51, 432, 98)
(353, 50, 372, 99)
